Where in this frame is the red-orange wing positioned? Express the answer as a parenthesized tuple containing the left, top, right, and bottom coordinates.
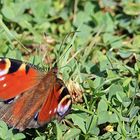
(0, 58, 41, 100)
(0, 59, 71, 131)
(37, 78, 72, 125)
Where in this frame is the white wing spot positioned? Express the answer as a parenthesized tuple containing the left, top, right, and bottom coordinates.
(3, 83, 7, 87)
(0, 70, 8, 76)
(49, 110, 52, 115)
(0, 77, 5, 81)
(54, 108, 57, 113)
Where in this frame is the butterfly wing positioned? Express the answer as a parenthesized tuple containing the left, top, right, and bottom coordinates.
(0, 58, 41, 100)
(37, 79, 72, 126)
(0, 63, 71, 131)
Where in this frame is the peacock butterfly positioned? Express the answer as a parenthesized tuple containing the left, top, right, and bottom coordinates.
(0, 57, 72, 131)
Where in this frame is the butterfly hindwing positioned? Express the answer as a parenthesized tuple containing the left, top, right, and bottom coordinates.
(38, 79, 72, 125)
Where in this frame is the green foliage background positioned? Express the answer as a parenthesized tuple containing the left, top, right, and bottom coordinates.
(0, 0, 140, 139)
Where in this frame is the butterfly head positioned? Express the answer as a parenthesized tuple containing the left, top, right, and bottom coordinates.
(51, 67, 58, 74)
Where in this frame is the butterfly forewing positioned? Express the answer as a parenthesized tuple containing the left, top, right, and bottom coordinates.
(0, 58, 41, 100)
(0, 58, 72, 131)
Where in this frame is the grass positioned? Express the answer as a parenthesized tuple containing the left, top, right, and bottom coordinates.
(0, 0, 140, 139)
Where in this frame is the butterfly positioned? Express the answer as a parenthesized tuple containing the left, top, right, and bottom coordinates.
(0, 57, 72, 131)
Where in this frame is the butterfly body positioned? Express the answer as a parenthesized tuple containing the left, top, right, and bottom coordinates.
(0, 58, 72, 131)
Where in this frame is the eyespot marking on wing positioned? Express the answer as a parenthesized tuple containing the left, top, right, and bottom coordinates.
(57, 95, 71, 116)
(3, 95, 19, 104)
(6, 59, 29, 74)
(0, 59, 11, 76)
(25, 65, 30, 74)
(57, 87, 72, 116)
(34, 112, 39, 121)
(4, 97, 15, 104)
(58, 87, 69, 102)
(8, 59, 21, 74)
